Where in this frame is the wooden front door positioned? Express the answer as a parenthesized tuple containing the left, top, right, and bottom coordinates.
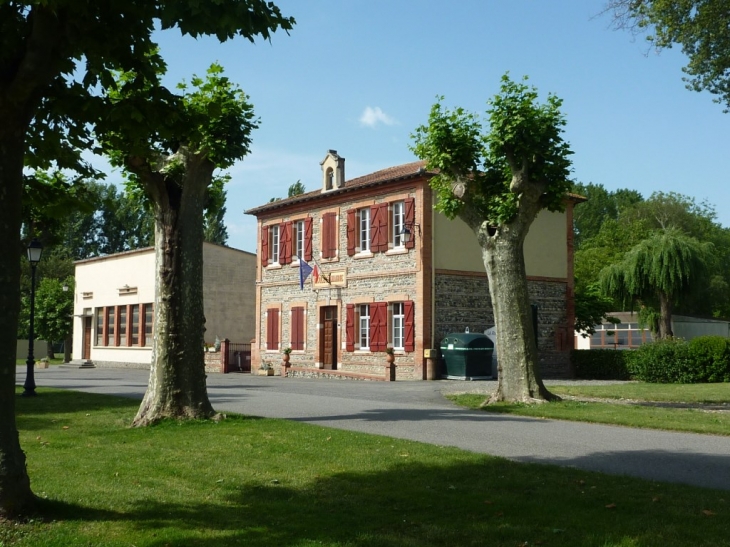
(320, 306, 338, 370)
(83, 317, 92, 360)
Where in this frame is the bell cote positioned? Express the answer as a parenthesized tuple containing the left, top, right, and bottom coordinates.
(320, 149, 345, 192)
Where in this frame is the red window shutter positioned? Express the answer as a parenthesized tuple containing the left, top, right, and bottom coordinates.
(280, 222, 292, 265)
(370, 204, 380, 253)
(323, 213, 337, 259)
(291, 307, 304, 350)
(267, 308, 279, 350)
(261, 225, 269, 267)
(378, 203, 388, 252)
(404, 198, 415, 249)
(404, 300, 415, 352)
(266, 310, 273, 349)
(346, 304, 355, 351)
(346, 209, 356, 256)
(371, 302, 387, 352)
(304, 217, 313, 261)
(273, 308, 280, 350)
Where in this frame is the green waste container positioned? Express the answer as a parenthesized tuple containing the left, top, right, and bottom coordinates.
(440, 333, 494, 379)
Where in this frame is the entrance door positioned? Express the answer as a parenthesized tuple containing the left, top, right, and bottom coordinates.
(320, 306, 338, 370)
(83, 317, 92, 360)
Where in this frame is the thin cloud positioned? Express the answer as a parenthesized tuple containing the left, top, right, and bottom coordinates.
(359, 106, 397, 128)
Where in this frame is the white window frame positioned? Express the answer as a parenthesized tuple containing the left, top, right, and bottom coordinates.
(358, 304, 370, 350)
(269, 224, 280, 264)
(359, 208, 370, 252)
(392, 201, 405, 248)
(294, 220, 304, 261)
(391, 302, 404, 350)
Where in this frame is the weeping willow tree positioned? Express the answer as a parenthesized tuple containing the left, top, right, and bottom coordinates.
(599, 229, 712, 338)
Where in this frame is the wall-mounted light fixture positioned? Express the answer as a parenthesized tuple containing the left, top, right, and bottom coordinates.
(400, 223, 421, 244)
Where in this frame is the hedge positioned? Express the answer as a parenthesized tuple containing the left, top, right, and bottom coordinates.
(571, 336, 730, 383)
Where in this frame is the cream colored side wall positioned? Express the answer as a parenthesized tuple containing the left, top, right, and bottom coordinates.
(202, 243, 256, 344)
(433, 210, 568, 279)
(72, 250, 156, 364)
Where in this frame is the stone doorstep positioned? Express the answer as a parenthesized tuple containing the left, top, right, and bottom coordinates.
(59, 361, 96, 369)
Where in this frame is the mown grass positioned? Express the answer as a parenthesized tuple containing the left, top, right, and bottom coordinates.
(2, 388, 729, 547)
(15, 358, 65, 366)
(550, 382, 730, 404)
(448, 383, 730, 436)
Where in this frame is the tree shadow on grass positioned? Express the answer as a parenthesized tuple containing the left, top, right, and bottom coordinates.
(27, 454, 730, 547)
(15, 387, 139, 415)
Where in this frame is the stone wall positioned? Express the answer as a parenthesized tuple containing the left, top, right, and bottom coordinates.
(434, 272, 571, 378)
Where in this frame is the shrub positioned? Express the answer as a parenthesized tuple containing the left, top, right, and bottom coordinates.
(687, 336, 730, 383)
(570, 349, 631, 380)
(629, 338, 699, 383)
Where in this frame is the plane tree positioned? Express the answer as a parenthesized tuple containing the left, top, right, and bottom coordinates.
(99, 63, 258, 426)
(411, 75, 572, 404)
(0, 0, 293, 518)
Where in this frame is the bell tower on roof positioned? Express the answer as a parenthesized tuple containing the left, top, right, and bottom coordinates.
(320, 149, 345, 192)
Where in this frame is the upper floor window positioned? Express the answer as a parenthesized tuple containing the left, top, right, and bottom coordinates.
(294, 220, 305, 260)
(358, 208, 370, 253)
(392, 201, 405, 248)
(269, 224, 280, 264)
(347, 197, 415, 257)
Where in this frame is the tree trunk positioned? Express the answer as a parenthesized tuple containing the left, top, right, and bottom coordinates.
(63, 333, 72, 363)
(657, 291, 674, 339)
(132, 150, 216, 426)
(0, 127, 35, 517)
(482, 224, 556, 403)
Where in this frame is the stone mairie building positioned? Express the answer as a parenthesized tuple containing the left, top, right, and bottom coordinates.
(246, 150, 580, 380)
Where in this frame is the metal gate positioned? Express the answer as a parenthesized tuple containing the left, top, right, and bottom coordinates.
(227, 343, 251, 373)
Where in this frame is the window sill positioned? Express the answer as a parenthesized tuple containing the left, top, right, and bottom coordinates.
(320, 256, 339, 264)
(385, 247, 408, 256)
(92, 345, 151, 350)
(266, 263, 282, 270)
(354, 251, 374, 260)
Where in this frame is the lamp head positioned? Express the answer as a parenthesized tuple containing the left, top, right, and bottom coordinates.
(27, 239, 43, 265)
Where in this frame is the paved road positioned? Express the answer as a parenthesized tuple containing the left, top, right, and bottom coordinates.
(19, 366, 730, 491)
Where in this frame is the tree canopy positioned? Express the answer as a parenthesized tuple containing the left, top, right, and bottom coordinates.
(608, 0, 730, 111)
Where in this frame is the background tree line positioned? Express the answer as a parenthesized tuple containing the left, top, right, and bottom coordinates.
(17, 173, 231, 355)
(572, 182, 730, 335)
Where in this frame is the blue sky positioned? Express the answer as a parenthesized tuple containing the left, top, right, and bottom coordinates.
(95, 0, 730, 253)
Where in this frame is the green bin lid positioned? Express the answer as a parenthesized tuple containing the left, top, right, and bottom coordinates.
(440, 333, 494, 350)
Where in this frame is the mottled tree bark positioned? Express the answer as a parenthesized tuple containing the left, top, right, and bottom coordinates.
(658, 292, 674, 339)
(0, 125, 35, 517)
(131, 148, 216, 426)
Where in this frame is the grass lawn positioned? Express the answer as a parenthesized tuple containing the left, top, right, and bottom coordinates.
(1, 388, 729, 546)
(448, 383, 730, 436)
(15, 358, 65, 366)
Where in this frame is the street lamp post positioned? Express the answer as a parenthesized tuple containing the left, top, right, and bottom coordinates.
(22, 238, 43, 397)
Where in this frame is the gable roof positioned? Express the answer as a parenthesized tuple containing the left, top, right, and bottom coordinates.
(245, 160, 433, 216)
(244, 158, 587, 216)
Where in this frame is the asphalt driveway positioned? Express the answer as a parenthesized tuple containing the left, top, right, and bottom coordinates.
(18, 365, 730, 491)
